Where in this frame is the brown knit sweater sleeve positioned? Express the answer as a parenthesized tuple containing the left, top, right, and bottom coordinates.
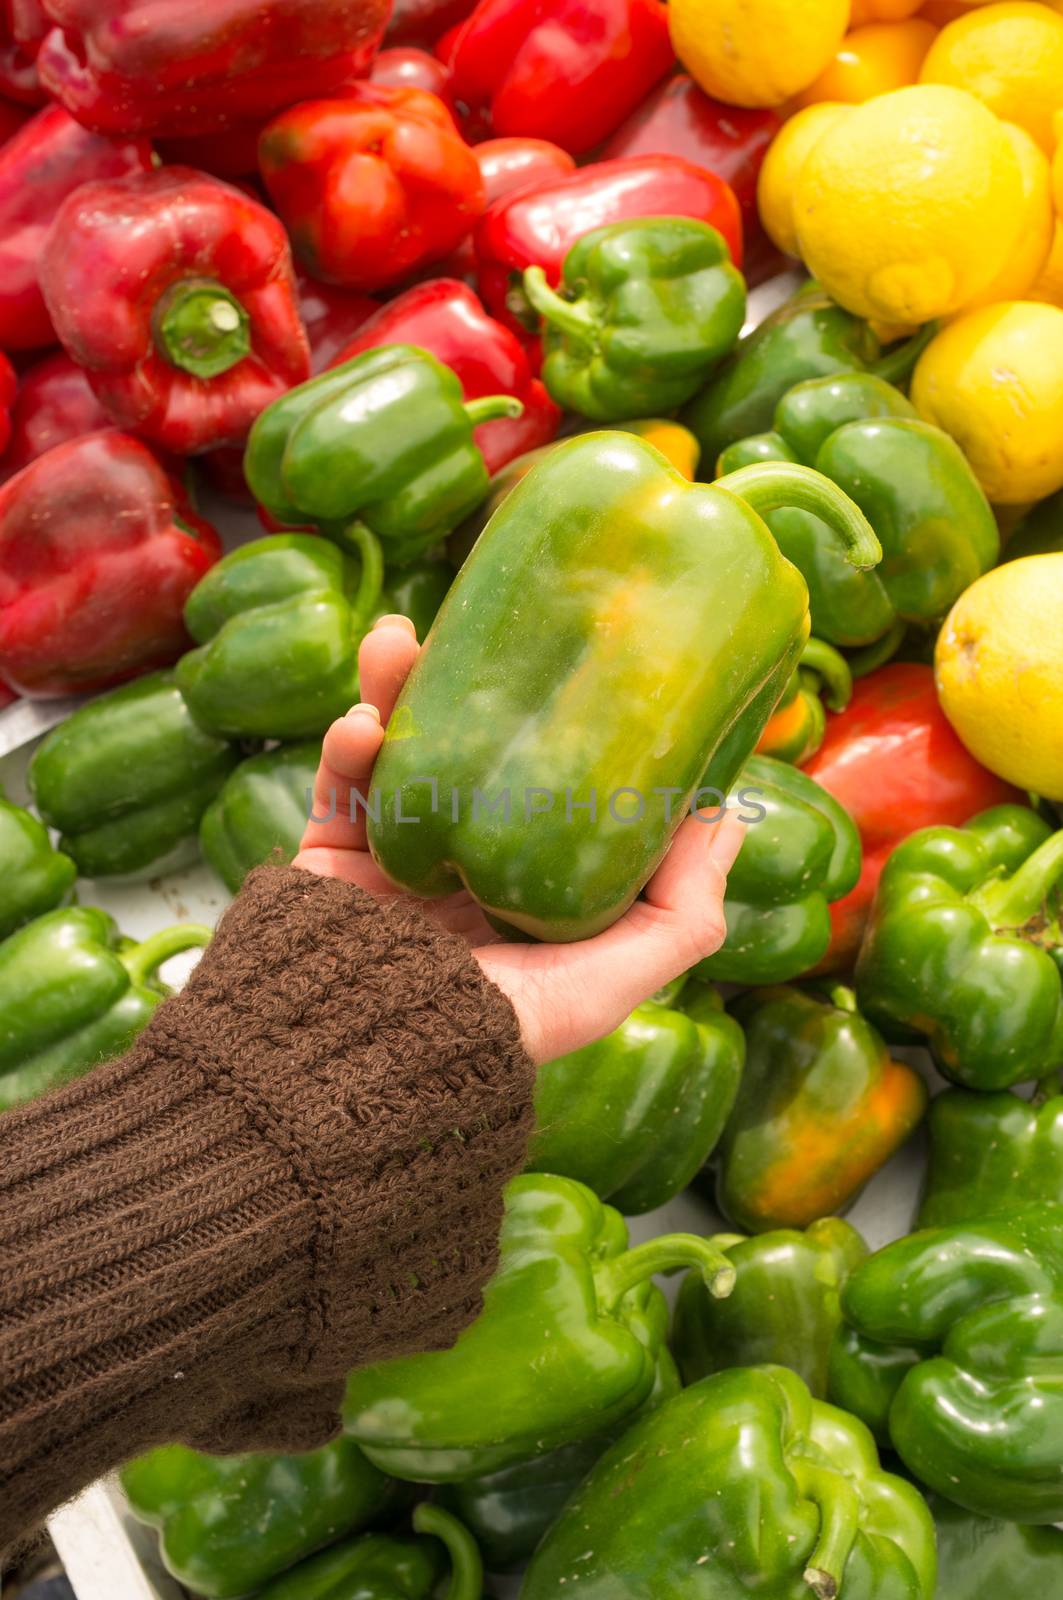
(0, 865, 535, 1557)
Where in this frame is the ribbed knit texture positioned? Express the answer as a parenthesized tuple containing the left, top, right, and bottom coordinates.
(0, 865, 535, 1559)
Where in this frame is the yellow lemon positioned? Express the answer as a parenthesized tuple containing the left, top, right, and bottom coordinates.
(919, 2, 1063, 153)
(935, 555, 1063, 798)
(793, 85, 1024, 323)
(669, 0, 851, 108)
(757, 103, 852, 256)
(911, 301, 1063, 503)
(851, 0, 923, 19)
(794, 19, 939, 106)
(1031, 218, 1063, 306)
(958, 123, 1054, 309)
(1054, 110, 1063, 212)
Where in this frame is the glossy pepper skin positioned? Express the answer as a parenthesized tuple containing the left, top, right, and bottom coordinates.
(0, 906, 211, 1111)
(121, 1436, 410, 1600)
(24, 0, 390, 138)
(524, 219, 745, 422)
(475, 157, 743, 336)
(446, 0, 673, 157)
(40, 169, 311, 456)
(714, 986, 927, 1234)
(369, 439, 877, 942)
(696, 755, 862, 984)
(259, 87, 484, 294)
(0, 789, 75, 939)
(29, 671, 239, 879)
(919, 1086, 1063, 1228)
(832, 1205, 1063, 1523)
(343, 1172, 739, 1481)
(439, 136, 576, 280)
(0, 348, 12, 453)
(386, 0, 476, 46)
(718, 373, 999, 646)
(0, 2, 43, 106)
(332, 279, 559, 474)
(756, 637, 852, 766)
(254, 1505, 482, 1600)
(523, 1365, 936, 1600)
(855, 804, 1063, 1090)
(673, 1219, 869, 1399)
(200, 743, 319, 894)
(297, 275, 380, 375)
(0, 103, 151, 354)
(0, 352, 109, 482)
(930, 1495, 1063, 1600)
(525, 975, 744, 1214)
(246, 345, 520, 566)
(0, 432, 222, 698)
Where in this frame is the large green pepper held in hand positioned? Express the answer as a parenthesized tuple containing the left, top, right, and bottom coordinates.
(342, 1172, 738, 1481)
(0, 789, 76, 939)
(200, 742, 320, 894)
(0, 908, 211, 1111)
(254, 1504, 482, 1600)
(523, 218, 746, 421)
(918, 1083, 1063, 1227)
(28, 671, 240, 880)
(673, 1218, 869, 1400)
(695, 756, 861, 984)
(929, 1494, 1063, 1600)
(367, 433, 879, 942)
(245, 345, 522, 566)
(855, 803, 1063, 1089)
(177, 535, 379, 741)
(522, 1364, 936, 1600)
(831, 1205, 1063, 1523)
(121, 1435, 410, 1600)
(525, 974, 744, 1213)
(718, 373, 999, 647)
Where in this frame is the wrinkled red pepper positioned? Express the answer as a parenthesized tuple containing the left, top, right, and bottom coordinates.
(0, 351, 109, 481)
(21, 0, 390, 137)
(442, 136, 576, 281)
(40, 168, 311, 456)
(0, 351, 14, 454)
(259, 85, 484, 293)
(805, 663, 1022, 970)
(334, 277, 559, 472)
(0, 0, 43, 105)
(386, 0, 477, 47)
(0, 105, 152, 354)
(371, 45, 453, 102)
(0, 431, 221, 696)
(475, 154, 743, 333)
(447, 0, 674, 156)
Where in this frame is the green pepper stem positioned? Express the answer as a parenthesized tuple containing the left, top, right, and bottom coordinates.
(594, 1233, 737, 1310)
(971, 826, 1063, 932)
(715, 462, 882, 572)
(522, 265, 597, 342)
(869, 321, 937, 387)
(463, 393, 525, 427)
(121, 924, 212, 989)
(800, 639, 852, 712)
(334, 520, 384, 635)
(829, 986, 858, 1014)
(792, 1462, 861, 1600)
(412, 1503, 483, 1600)
(154, 277, 251, 379)
(846, 619, 906, 679)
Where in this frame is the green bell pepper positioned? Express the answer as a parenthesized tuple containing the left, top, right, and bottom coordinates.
(756, 637, 852, 766)
(717, 373, 999, 647)
(682, 279, 935, 468)
(831, 1204, 1063, 1522)
(28, 671, 239, 879)
(0, 789, 76, 939)
(524, 975, 744, 1214)
(200, 742, 319, 894)
(918, 1084, 1063, 1227)
(375, 557, 453, 642)
(0, 907, 211, 1111)
(523, 218, 745, 421)
(367, 433, 879, 942)
(855, 803, 1063, 1090)
(245, 345, 521, 566)
(342, 1172, 738, 1481)
(522, 1364, 936, 1600)
(1003, 487, 1063, 562)
(121, 1435, 410, 1599)
(712, 985, 927, 1233)
(177, 534, 381, 742)
(694, 755, 861, 984)
(929, 1494, 1063, 1600)
(672, 1219, 869, 1400)
(254, 1504, 482, 1600)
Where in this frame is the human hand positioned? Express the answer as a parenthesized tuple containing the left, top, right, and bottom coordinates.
(294, 615, 745, 1065)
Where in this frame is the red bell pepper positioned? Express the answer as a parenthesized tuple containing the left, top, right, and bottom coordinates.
(371, 45, 453, 102)
(297, 275, 380, 374)
(333, 277, 559, 473)
(0, 431, 221, 696)
(22, 0, 390, 138)
(157, 127, 264, 181)
(0, 1, 43, 105)
(0, 350, 14, 455)
(386, 0, 477, 48)
(0, 96, 27, 142)
(447, 0, 674, 156)
(259, 86, 484, 293)
(40, 168, 311, 456)
(0, 351, 109, 482)
(804, 663, 1022, 970)
(475, 154, 743, 333)
(442, 136, 576, 281)
(0, 105, 152, 355)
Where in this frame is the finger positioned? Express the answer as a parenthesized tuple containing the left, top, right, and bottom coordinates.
(299, 704, 384, 853)
(644, 806, 746, 921)
(358, 615, 419, 724)
(293, 844, 398, 895)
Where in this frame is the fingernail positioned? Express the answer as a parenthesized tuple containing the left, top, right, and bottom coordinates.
(346, 702, 381, 722)
(372, 613, 417, 636)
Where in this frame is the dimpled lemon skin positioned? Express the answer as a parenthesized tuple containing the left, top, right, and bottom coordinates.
(912, 301, 1063, 504)
(669, 0, 850, 108)
(936, 556, 1063, 799)
(919, 2, 1063, 154)
(793, 84, 1023, 324)
(959, 122, 1054, 310)
(757, 102, 851, 256)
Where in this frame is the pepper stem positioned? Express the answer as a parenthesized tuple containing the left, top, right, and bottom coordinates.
(970, 827, 1063, 933)
(791, 1462, 861, 1600)
(846, 619, 906, 679)
(869, 321, 937, 386)
(121, 924, 212, 990)
(522, 265, 597, 342)
(412, 1504, 483, 1600)
(332, 520, 384, 635)
(715, 462, 882, 572)
(800, 639, 852, 712)
(155, 278, 251, 379)
(828, 986, 859, 1014)
(463, 393, 525, 427)
(594, 1232, 737, 1310)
